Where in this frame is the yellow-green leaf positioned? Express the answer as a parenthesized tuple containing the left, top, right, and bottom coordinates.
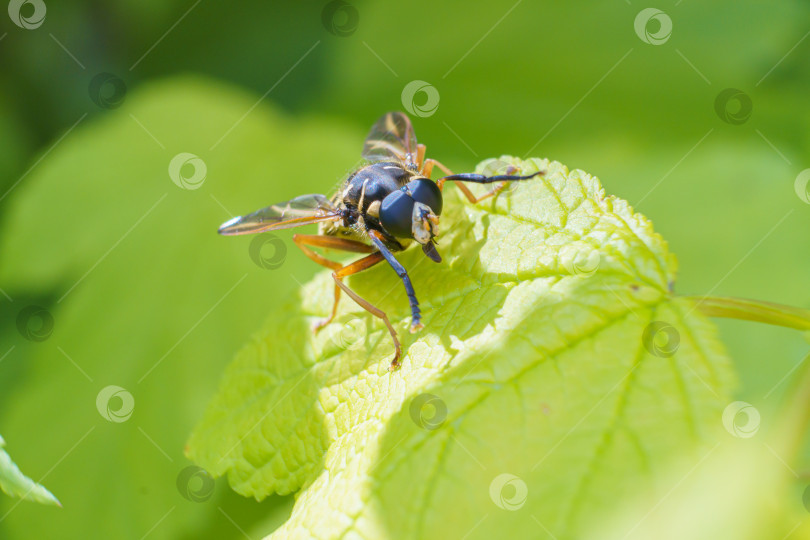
(188, 156, 736, 538)
(0, 434, 60, 507)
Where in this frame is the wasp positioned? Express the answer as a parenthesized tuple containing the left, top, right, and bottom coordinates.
(219, 112, 542, 370)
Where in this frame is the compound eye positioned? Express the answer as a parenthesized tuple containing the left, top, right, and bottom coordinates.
(406, 178, 442, 215)
(379, 190, 415, 238)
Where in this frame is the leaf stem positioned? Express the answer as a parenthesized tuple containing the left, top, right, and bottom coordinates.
(685, 295, 810, 331)
(691, 295, 810, 462)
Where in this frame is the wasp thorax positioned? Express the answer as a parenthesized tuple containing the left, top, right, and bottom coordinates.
(343, 161, 408, 209)
(379, 178, 443, 243)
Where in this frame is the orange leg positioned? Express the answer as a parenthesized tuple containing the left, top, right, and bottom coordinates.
(427, 158, 535, 203)
(293, 234, 375, 330)
(332, 253, 405, 370)
(421, 156, 449, 178)
(423, 158, 479, 202)
(293, 235, 401, 368)
(464, 182, 508, 203)
(416, 143, 427, 171)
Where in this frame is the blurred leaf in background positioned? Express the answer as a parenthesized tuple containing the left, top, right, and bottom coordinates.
(0, 77, 364, 539)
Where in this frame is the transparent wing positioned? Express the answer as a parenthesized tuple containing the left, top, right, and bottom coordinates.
(218, 194, 340, 236)
(361, 111, 418, 165)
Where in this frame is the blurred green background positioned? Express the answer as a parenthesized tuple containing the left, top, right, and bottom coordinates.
(1, 1, 809, 538)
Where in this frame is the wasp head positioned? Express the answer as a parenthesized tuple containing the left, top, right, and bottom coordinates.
(379, 178, 443, 262)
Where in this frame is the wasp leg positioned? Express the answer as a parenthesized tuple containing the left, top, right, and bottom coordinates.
(367, 230, 423, 336)
(416, 143, 427, 171)
(425, 157, 543, 203)
(292, 234, 376, 331)
(331, 256, 404, 370)
(422, 157, 452, 178)
(423, 158, 479, 202)
(437, 170, 544, 204)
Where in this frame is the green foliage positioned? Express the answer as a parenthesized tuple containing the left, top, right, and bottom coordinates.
(0, 77, 366, 540)
(0, 434, 59, 507)
(188, 156, 741, 538)
(595, 362, 810, 540)
(1, 1, 809, 539)
(1, 73, 807, 538)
